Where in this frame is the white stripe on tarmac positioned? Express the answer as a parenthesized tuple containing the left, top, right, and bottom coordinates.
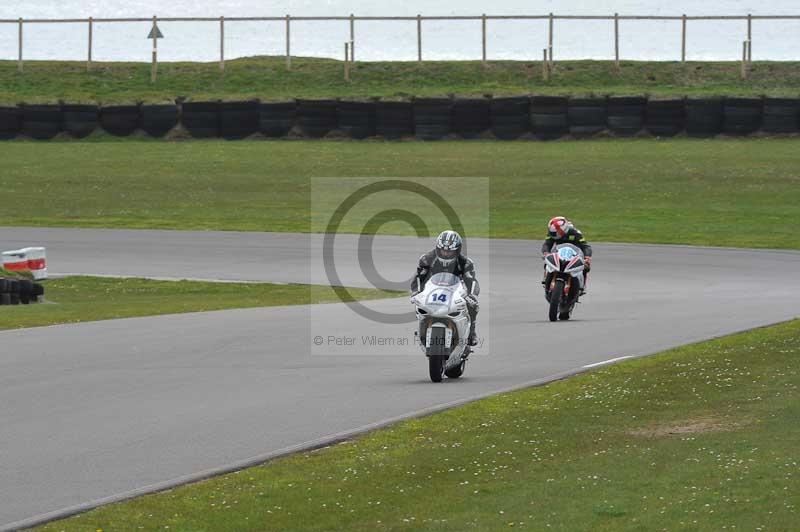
(583, 356, 633, 369)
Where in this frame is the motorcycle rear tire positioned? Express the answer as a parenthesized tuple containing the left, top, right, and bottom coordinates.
(559, 312, 571, 321)
(549, 279, 564, 322)
(429, 355, 446, 383)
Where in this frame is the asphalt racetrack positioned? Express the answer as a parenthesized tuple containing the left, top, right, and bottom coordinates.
(1, 227, 799, 529)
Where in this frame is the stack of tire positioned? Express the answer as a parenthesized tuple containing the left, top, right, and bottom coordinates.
(376, 101, 413, 139)
(568, 98, 607, 137)
(607, 97, 646, 136)
(452, 98, 490, 138)
(0, 277, 44, 306)
(530, 96, 569, 139)
(413, 98, 452, 140)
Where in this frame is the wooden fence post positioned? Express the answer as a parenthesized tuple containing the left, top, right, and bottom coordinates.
(614, 13, 620, 68)
(344, 42, 351, 81)
(219, 16, 225, 72)
(151, 15, 158, 82)
(417, 15, 422, 63)
(543, 49, 549, 81)
(17, 18, 23, 73)
(87, 17, 93, 71)
(681, 14, 687, 62)
(548, 13, 554, 68)
(350, 14, 355, 62)
(747, 14, 752, 62)
(285, 15, 291, 70)
(481, 14, 487, 63)
(740, 41, 748, 79)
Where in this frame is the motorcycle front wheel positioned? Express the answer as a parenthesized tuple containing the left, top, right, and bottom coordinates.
(429, 355, 446, 382)
(549, 279, 564, 322)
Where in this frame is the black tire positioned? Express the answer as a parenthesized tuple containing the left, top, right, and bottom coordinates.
(559, 311, 571, 321)
(7, 280, 20, 305)
(549, 279, 564, 322)
(531, 96, 569, 140)
(32, 282, 45, 297)
(490, 96, 530, 140)
(0, 278, 9, 293)
(100, 105, 140, 136)
(338, 101, 375, 139)
(259, 101, 296, 137)
(722, 98, 762, 136)
(0, 106, 22, 140)
(607, 97, 646, 136)
(22, 104, 62, 140)
(645, 99, 684, 137)
(220, 100, 259, 140)
(0, 293, 10, 305)
(376, 101, 413, 139)
(686, 98, 723, 137)
(182, 101, 221, 138)
(413, 98, 452, 140)
(297, 99, 338, 138)
(18, 279, 32, 305)
(141, 104, 179, 137)
(429, 355, 446, 383)
(444, 358, 466, 379)
(568, 98, 607, 136)
(762, 98, 800, 133)
(452, 99, 490, 138)
(62, 104, 99, 138)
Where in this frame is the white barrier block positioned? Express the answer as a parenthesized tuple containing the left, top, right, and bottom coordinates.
(2, 247, 47, 280)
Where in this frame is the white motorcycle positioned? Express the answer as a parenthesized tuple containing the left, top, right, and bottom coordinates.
(543, 243, 585, 322)
(411, 272, 472, 383)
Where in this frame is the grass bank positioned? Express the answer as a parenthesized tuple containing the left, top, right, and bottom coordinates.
(38, 319, 800, 531)
(1, 139, 799, 249)
(0, 276, 399, 330)
(2, 58, 799, 104)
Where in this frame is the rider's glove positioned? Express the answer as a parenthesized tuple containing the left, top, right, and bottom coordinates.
(463, 294, 479, 310)
(584, 257, 592, 267)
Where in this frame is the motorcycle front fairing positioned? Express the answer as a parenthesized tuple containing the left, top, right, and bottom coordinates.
(544, 243, 585, 299)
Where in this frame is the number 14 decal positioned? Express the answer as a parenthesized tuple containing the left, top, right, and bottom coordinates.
(430, 292, 448, 303)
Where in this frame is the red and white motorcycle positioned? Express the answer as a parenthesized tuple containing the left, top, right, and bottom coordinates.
(543, 243, 586, 322)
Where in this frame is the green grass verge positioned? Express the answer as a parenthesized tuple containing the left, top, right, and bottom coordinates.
(0, 276, 400, 330)
(1, 58, 799, 104)
(2, 139, 800, 249)
(37, 319, 800, 531)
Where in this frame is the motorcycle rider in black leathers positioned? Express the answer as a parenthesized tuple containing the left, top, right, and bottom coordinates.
(411, 230, 480, 347)
(541, 216, 593, 294)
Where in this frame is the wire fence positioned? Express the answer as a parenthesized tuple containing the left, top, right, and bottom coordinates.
(3, 13, 800, 75)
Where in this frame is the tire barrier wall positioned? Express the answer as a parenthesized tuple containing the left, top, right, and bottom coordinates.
(376, 101, 413, 139)
(608, 97, 646, 136)
(531, 96, 569, 139)
(0, 277, 45, 306)
(141, 104, 179, 137)
(220, 100, 259, 140)
(568, 98, 607, 136)
(100, 105, 140, 136)
(338, 101, 375, 139)
(0, 97, 798, 140)
(62, 104, 99, 139)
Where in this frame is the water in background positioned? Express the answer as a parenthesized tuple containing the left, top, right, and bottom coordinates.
(1, 0, 798, 62)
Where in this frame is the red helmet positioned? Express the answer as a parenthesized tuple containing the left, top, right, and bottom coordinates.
(548, 216, 573, 239)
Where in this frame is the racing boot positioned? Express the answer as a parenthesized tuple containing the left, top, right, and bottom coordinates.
(468, 320, 479, 347)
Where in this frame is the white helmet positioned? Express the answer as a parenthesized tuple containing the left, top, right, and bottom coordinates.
(435, 230, 462, 266)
